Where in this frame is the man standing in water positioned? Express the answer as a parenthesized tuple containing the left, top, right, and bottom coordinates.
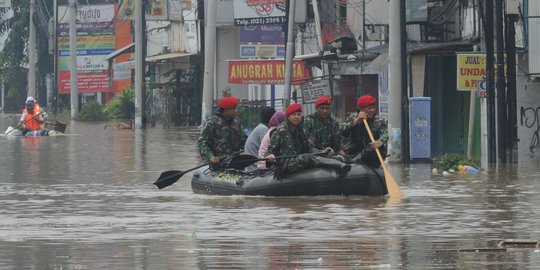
(197, 96, 247, 166)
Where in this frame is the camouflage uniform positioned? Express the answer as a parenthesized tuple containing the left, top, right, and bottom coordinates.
(197, 112, 247, 163)
(303, 113, 345, 154)
(341, 112, 388, 167)
(266, 121, 318, 177)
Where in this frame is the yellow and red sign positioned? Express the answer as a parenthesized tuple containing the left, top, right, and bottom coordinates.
(228, 60, 311, 85)
(456, 53, 506, 91)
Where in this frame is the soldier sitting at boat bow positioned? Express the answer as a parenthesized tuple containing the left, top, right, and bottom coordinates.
(197, 96, 247, 168)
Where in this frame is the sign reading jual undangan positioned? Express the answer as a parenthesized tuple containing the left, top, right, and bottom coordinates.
(228, 60, 311, 85)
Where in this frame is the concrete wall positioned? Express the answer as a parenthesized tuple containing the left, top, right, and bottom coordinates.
(217, 27, 248, 100)
(517, 56, 540, 164)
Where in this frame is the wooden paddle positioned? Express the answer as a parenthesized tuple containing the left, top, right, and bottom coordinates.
(362, 119, 403, 199)
(153, 151, 242, 189)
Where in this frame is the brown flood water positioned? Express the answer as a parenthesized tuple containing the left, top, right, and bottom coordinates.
(0, 116, 539, 269)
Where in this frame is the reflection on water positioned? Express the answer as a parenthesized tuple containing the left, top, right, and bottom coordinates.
(0, 117, 539, 269)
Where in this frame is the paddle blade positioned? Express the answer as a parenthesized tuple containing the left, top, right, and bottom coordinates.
(362, 119, 403, 199)
(381, 162, 403, 202)
(54, 121, 67, 133)
(153, 170, 183, 189)
(227, 154, 259, 170)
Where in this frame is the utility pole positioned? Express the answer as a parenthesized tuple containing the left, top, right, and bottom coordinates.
(134, 0, 146, 129)
(283, 0, 297, 107)
(69, 0, 78, 118)
(28, 0, 36, 98)
(53, 0, 59, 113)
(506, 11, 518, 163)
(311, 0, 323, 51)
(485, 0, 496, 164)
(495, 0, 507, 163)
(388, 0, 403, 162)
(201, 0, 217, 124)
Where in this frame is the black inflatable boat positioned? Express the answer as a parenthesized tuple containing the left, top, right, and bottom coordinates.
(191, 163, 388, 196)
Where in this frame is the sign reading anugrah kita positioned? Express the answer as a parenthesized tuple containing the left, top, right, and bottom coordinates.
(228, 60, 311, 85)
(233, 0, 306, 26)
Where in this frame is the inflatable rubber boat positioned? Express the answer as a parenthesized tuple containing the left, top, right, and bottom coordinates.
(191, 163, 388, 196)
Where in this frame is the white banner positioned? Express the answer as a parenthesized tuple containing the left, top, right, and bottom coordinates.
(233, 0, 306, 26)
(59, 5, 115, 24)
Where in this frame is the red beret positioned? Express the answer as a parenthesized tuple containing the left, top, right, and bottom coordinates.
(285, 103, 302, 117)
(218, 96, 239, 109)
(315, 96, 332, 107)
(357, 95, 377, 107)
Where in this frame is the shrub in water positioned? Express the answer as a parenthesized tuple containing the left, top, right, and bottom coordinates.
(103, 87, 135, 120)
(78, 101, 106, 121)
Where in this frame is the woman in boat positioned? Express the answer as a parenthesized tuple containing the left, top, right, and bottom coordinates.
(341, 94, 388, 167)
(197, 96, 247, 167)
(266, 103, 351, 178)
(18, 96, 49, 136)
(243, 106, 276, 171)
(257, 111, 286, 170)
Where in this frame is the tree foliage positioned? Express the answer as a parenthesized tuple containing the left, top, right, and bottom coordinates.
(0, 0, 55, 112)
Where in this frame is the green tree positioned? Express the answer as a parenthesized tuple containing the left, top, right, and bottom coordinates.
(0, 0, 55, 112)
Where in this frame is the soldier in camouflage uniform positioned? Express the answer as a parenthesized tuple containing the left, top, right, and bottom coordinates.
(266, 103, 350, 178)
(303, 96, 346, 159)
(341, 95, 388, 167)
(197, 96, 247, 166)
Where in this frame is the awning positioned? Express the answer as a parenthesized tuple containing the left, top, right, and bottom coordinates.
(363, 53, 388, 74)
(105, 43, 135, 61)
(145, 52, 196, 63)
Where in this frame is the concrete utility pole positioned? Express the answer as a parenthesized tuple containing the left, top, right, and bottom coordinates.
(495, 0, 507, 163)
(283, 0, 297, 107)
(134, 0, 144, 129)
(201, 0, 217, 124)
(484, 0, 497, 164)
(28, 0, 36, 98)
(506, 12, 518, 163)
(69, 0, 78, 118)
(387, 0, 403, 162)
(312, 0, 323, 51)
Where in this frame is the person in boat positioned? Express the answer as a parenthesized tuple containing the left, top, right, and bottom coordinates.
(266, 103, 351, 178)
(243, 106, 276, 171)
(18, 96, 49, 136)
(257, 111, 286, 170)
(197, 96, 247, 167)
(303, 95, 347, 160)
(341, 94, 388, 167)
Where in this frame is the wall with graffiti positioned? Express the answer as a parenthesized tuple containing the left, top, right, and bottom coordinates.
(517, 78, 540, 161)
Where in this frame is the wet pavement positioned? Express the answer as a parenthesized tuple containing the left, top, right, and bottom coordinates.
(0, 114, 539, 269)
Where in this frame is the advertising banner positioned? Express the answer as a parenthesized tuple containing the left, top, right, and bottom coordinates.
(233, 0, 306, 26)
(239, 25, 285, 43)
(240, 44, 285, 58)
(58, 4, 117, 94)
(118, 0, 169, 20)
(456, 53, 506, 91)
(228, 60, 311, 85)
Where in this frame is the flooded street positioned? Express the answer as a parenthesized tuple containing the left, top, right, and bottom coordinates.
(0, 115, 539, 269)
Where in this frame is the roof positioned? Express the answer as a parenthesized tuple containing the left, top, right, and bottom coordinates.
(363, 40, 478, 55)
(105, 43, 135, 61)
(145, 52, 196, 62)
